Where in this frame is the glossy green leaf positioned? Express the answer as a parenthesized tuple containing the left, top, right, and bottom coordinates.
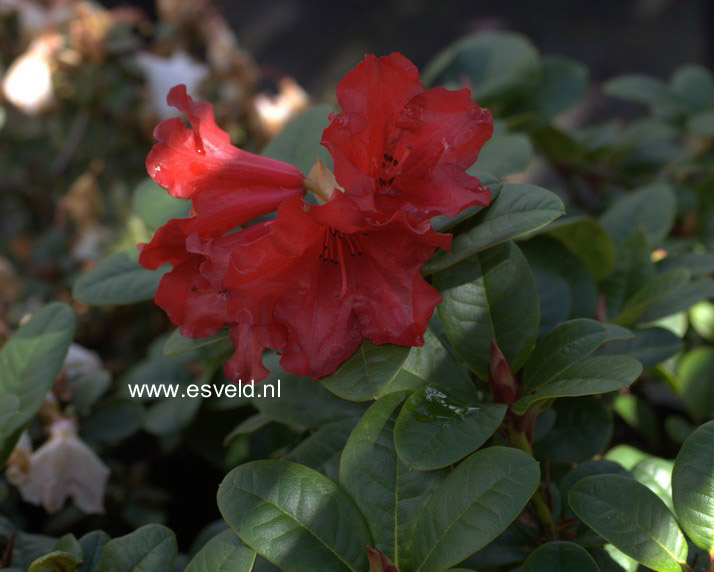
(523, 319, 608, 391)
(218, 460, 371, 572)
(253, 354, 365, 429)
(613, 268, 690, 325)
(132, 178, 189, 230)
(533, 397, 613, 463)
(28, 551, 80, 572)
(422, 31, 540, 102)
(547, 217, 615, 280)
(95, 524, 177, 572)
(321, 342, 410, 401)
(471, 132, 532, 176)
(690, 300, 714, 340)
(520, 237, 598, 325)
(424, 184, 564, 274)
(394, 387, 506, 470)
(560, 460, 630, 519)
(604, 445, 650, 470)
(569, 475, 688, 572)
(78, 531, 110, 572)
(459, 529, 530, 568)
(614, 393, 659, 444)
(261, 105, 333, 174)
(408, 447, 539, 571)
(73, 250, 167, 305)
(184, 529, 256, 572)
(521, 541, 599, 572)
(672, 420, 714, 552)
(632, 457, 674, 511)
(80, 398, 144, 444)
(0, 303, 75, 463)
(436, 241, 538, 380)
(637, 278, 714, 324)
(677, 347, 714, 422)
(599, 183, 676, 247)
(284, 418, 357, 482)
(596, 327, 682, 369)
(513, 355, 642, 414)
(339, 393, 445, 567)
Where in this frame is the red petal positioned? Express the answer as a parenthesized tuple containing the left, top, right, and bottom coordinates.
(138, 218, 193, 270)
(321, 54, 423, 201)
(154, 257, 229, 338)
(223, 323, 269, 382)
(147, 84, 303, 200)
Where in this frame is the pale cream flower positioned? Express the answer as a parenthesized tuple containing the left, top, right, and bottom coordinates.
(63, 343, 102, 380)
(2, 32, 61, 115)
(6, 419, 109, 514)
(135, 51, 208, 119)
(254, 77, 309, 137)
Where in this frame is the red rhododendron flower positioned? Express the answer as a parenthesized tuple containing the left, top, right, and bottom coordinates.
(322, 53, 493, 218)
(138, 51, 494, 382)
(223, 192, 451, 379)
(147, 84, 303, 208)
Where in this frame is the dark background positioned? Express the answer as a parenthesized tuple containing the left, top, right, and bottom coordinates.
(101, 0, 713, 95)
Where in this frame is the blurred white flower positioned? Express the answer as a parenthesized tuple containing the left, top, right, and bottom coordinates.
(6, 418, 109, 514)
(135, 51, 208, 119)
(2, 32, 61, 115)
(63, 343, 102, 380)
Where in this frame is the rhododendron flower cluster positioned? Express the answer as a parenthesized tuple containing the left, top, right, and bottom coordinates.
(139, 53, 493, 381)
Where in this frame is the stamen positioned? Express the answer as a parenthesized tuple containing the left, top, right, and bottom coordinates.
(337, 238, 347, 298)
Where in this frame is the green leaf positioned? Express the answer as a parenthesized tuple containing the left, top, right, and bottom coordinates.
(73, 250, 168, 305)
(560, 460, 630, 519)
(163, 328, 230, 357)
(569, 474, 688, 572)
(437, 242, 538, 381)
(596, 327, 682, 369)
(513, 355, 642, 415)
(424, 184, 564, 274)
(95, 524, 177, 572)
(671, 64, 714, 109)
(261, 105, 333, 174)
(252, 354, 365, 430)
(672, 420, 714, 552)
(132, 178, 189, 230)
(520, 237, 598, 324)
(614, 393, 659, 444)
(339, 393, 445, 567)
(546, 217, 615, 281)
(603, 75, 691, 116)
(687, 110, 714, 136)
(521, 541, 599, 572)
(218, 460, 371, 572)
(527, 56, 589, 121)
(321, 342, 410, 402)
(78, 531, 110, 572)
(184, 529, 256, 572)
(613, 268, 691, 325)
(80, 398, 144, 444)
(408, 447, 540, 571)
(601, 228, 654, 319)
(422, 31, 540, 103)
(471, 132, 532, 176)
(604, 445, 650, 470)
(632, 457, 674, 511)
(637, 278, 714, 324)
(284, 418, 357, 482)
(599, 184, 676, 247)
(677, 347, 714, 422)
(28, 551, 80, 572)
(394, 387, 506, 470)
(0, 303, 75, 463)
(690, 300, 714, 340)
(388, 329, 478, 403)
(523, 319, 608, 391)
(533, 397, 613, 463)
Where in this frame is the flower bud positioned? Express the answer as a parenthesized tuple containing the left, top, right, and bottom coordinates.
(489, 339, 518, 404)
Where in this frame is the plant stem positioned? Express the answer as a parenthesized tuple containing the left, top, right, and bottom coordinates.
(508, 421, 557, 539)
